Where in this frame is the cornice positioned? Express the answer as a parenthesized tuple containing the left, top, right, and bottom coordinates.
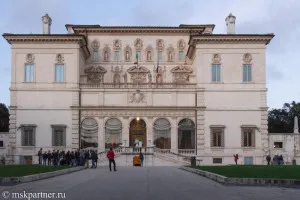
(65, 24, 211, 34)
(190, 34, 275, 45)
(2, 34, 91, 59)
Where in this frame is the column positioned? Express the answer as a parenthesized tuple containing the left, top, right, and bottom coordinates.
(171, 117, 177, 153)
(147, 117, 153, 147)
(122, 117, 129, 147)
(97, 117, 105, 152)
(197, 91, 205, 157)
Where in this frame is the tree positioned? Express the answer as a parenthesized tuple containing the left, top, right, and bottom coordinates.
(0, 103, 9, 132)
(268, 101, 300, 133)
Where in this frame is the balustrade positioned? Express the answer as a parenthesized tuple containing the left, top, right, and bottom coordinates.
(80, 82, 196, 89)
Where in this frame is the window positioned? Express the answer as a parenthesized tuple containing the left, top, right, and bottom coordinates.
(158, 51, 163, 61)
(242, 128, 255, 147)
(0, 141, 3, 147)
(212, 64, 221, 82)
(210, 127, 224, 147)
(25, 64, 34, 82)
(21, 125, 36, 146)
(274, 142, 283, 148)
(136, 51, 141, 61)
(51, 125, 66, 146)
(93, 51, 98, 62)
(179, 51, 185, 61)
(55, 65, 64, 82)
(114, 51, 120, 61)
(243, 64, 252, 82)
(213, 158, 222, 164)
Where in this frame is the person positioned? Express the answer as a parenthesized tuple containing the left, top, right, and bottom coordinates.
(91, 151, 98, 169)
(42, 151, 48, 165)
(139, 152, 144, 167)
(266, 155, 271, 165)
(84, 150, 90, 168)
(107, 148, 117, 171)
(38, 148, 43, 165)
(234, 154, 239, 165)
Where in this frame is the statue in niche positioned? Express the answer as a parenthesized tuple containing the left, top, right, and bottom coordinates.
(124, 72, 128, 84)
(111, 66, 123, 84)
(104, 51, 109, 61)
(136, 39, 141, 48)
(168, 51, 173, 61)
(115, 40, 120, 48)
(148, 72, 152, 84)
(179, 40, 184, 49)
(125, 51, 130, 60)
(147, 51, 152, 61)
(153, 65, 166, 84)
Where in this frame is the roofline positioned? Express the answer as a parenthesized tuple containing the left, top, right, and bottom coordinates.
(65, 24, 215, 34)
(2, 33, 90, 59)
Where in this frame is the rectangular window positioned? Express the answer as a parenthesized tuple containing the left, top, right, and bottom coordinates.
(0, 141, 3, 147)
(136, 51, 141, 61)
(55, 65, 65, 82)
(274, 142, 283, 148)
(242, 128, 255, 147)
(25, 64, 34, 82)
(158, 51, 163, 61)
(114, 51, 120, 61)
(211, 127, 224, 147)
(213, 158, 222, 164)
(93, 51, 98, 62)
(52, 125, 66, 146)
(243, 64, 252, 82)
(179, 51, 185, 61)
(212, 64, 221, 82)
(21, 126, 35, 146)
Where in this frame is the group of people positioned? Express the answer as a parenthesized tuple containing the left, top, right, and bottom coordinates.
(266, 155, 284, 165)
(37, 147, 146, 171)
(37, 148, 98, 168)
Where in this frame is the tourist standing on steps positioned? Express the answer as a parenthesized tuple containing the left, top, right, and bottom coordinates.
(107, 148, 117, 171)
(139, 152, 144, 167)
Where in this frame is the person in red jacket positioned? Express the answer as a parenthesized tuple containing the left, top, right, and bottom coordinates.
(107, 148, 117, 171)
(234, 154, 239, 165)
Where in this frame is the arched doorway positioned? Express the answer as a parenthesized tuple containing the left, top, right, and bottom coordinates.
(129, 118, 147, 147)
(178, 118, 195, 149)
(105, 118, 122, 149)
(153, 118, 171, 149)
(81, 118, 98, 149)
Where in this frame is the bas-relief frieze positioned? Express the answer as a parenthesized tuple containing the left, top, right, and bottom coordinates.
(81, 110, 194, 117)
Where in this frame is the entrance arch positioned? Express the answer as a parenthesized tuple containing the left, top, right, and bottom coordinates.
(81, 118, 98, 149)
(129, 118, 147, 147)
(178, 118, 195, 149)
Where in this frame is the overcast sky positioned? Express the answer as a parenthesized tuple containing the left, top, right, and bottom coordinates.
(0, 0, 299, 109)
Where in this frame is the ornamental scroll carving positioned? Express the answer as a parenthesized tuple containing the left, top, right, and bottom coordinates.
(129, 90, 147, 104)
(171, 64, 193, 83)
(127, 65, 149, 84)
(243, 53, 252, 63)
(26, 53, 35, 63)
(84, 65, 107, 83)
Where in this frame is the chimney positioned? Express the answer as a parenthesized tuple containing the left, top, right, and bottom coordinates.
(225, 13, 236, 34)
(42, 14, 52, 34)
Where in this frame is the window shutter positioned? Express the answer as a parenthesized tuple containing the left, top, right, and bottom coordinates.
(251, 130, 255, 147)
(248, 65, 252, 81)
(32, 128, 35, 146)
(216, 65, 220, 82)
(212, 65, 216, 82)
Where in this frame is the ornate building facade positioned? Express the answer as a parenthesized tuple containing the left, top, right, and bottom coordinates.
(4, 13, 298, 165)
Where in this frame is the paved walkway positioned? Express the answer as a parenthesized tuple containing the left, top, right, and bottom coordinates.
(1, 166, 300, 200)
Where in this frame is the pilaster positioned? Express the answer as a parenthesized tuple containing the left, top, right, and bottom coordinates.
(171, 117, 177, 152)
(196, 91, 205, 156)
(260, 107, 269, 164)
